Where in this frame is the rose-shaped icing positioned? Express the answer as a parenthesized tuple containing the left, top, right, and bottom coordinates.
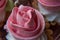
(38, 0, 60, 22)
(6, 5, 45, 40)
(38, 0, 60, 6)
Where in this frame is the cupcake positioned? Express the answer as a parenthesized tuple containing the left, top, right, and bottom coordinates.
(4, 5, 45, 40)
(38, 0, 60, 23)
(0, 0, 7, 28)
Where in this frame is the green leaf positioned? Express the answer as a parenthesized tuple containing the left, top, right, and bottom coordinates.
(5, 0, 14, 12)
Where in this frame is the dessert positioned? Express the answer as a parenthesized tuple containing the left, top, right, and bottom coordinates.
(38, 0, 60, 40)
(38, 0, 60, 23)
(4, 5, 45, 40)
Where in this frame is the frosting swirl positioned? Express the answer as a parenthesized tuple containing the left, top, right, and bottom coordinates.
(38, 0, 60, 6)
(6, 5, 45, 39)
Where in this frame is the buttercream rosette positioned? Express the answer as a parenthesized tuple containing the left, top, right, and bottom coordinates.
(38, 0, 60, 6)
(5, 5, 45, 40)
(38, 0, 60, 22)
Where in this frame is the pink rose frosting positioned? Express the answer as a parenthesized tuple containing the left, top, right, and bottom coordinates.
(38, 0, 60, 22)
(6, 5, 45, 40)
(38, 0, 60, 6)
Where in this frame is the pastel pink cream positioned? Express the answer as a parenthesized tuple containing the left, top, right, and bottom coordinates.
(38, 0, 60, 6)
(6, 5, 45, 40)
